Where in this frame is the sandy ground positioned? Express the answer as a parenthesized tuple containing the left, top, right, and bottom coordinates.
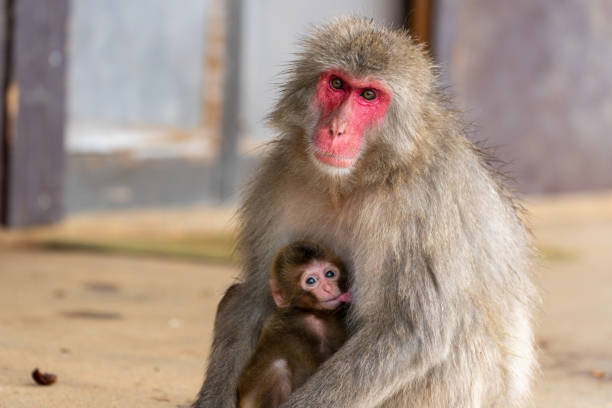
(0, 193, 611, 407)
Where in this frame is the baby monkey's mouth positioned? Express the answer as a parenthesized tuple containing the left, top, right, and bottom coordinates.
(323, 291, 353, 305)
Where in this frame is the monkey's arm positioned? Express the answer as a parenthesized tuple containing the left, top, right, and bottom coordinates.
(281, 320, 451, 408)
(193, 281, 272, 408)
(193, 167, 282, 408)
(280, 255, 457, 408)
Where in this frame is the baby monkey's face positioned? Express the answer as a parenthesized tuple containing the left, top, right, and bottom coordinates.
(299, 260, 352, 310)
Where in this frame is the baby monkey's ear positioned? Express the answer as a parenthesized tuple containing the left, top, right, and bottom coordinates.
(269, 278, 290, 308)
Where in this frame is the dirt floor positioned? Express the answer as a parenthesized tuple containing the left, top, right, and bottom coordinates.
(0, 193, 611, 407)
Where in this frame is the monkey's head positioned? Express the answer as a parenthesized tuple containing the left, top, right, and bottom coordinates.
(270, 241, 352, 311)
(268, 17, 435, 179)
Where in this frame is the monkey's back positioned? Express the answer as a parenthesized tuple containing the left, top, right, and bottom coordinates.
(237, 308, 347, 408)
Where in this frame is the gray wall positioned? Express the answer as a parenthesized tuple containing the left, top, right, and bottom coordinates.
(69, 0, 208, 128)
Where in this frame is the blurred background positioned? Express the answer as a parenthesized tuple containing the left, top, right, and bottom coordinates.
(2, 0, 611, 226)
(0, 1, 610, 407)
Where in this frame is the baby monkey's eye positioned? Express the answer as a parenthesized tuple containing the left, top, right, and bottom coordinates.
(305, 277, 317, 286)
(330, 77, 344, 89)
(325, 270, 336, 278)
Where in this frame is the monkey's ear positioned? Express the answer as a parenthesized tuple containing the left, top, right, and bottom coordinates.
(269, 278, 289, 308)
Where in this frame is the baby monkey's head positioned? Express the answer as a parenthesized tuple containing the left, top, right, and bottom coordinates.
(270, 241, 352, 311)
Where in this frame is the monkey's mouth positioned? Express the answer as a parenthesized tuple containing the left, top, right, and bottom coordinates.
(320, 292, 352, 309)
(313, 149, 358, 169)
(319, 297, 344, 310)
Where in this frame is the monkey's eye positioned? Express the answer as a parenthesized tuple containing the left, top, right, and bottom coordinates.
(325, 270, 336, 278)
(361, 89, 376, 100)
(305, 277, 317, 286)
(330, 78, 344, 90)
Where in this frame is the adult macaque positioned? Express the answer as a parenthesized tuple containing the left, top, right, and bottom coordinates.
(194, 17, 536, 408)
(237, 241, 352, 408)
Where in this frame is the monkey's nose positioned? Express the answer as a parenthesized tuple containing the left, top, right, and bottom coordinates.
(328, 128, 344, 138)
(328, 118, 347, 139)
(321, 282, 332, 293)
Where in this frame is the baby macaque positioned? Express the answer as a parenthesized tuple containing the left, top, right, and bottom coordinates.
(236, 241, 352, 408)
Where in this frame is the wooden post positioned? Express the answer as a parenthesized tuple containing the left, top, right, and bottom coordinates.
(1, 0, 68, 227)
(405, 0, 434, 51)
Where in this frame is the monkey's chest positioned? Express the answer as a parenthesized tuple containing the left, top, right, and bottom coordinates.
(276, 189, 356, 259)
(299, 314, 345, 359)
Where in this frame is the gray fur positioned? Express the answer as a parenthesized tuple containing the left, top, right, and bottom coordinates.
(193, 17, 536, 408)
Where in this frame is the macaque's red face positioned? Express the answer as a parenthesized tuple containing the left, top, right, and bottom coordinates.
(311, 70, 391, 170)
(299, 260, 352, 310)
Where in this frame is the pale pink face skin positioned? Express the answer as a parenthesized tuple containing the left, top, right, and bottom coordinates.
(311, 70, 392, 170)
(299, 260, 352, 310)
